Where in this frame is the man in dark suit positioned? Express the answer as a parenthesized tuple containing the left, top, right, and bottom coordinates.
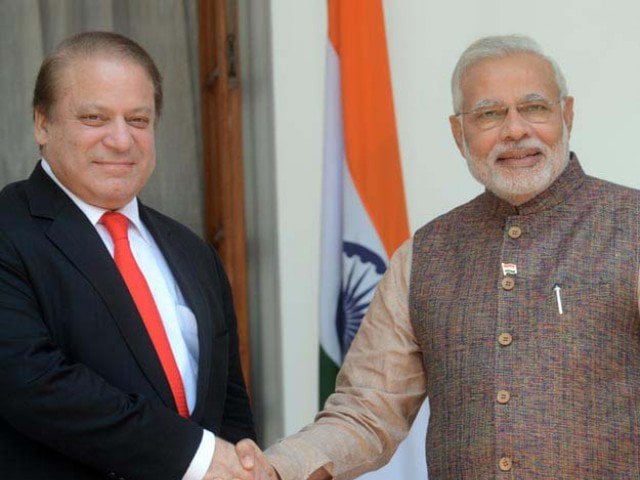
(0, 31, 256, 480)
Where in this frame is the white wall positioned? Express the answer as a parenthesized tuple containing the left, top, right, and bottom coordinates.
(267, 0, 640, 436)
(269, 0, 326, 434)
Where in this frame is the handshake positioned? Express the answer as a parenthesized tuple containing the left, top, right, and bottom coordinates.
(205, 438, 279, 480)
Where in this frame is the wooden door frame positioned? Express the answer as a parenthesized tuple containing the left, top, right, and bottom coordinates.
(198, 0, 251, 387)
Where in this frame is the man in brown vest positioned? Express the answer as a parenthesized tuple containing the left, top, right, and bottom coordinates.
(238, 34, 640, 479)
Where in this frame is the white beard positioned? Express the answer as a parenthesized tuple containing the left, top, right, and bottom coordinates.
(463, 124, 570, 205)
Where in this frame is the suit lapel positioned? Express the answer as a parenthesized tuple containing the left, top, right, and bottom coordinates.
(25, 165, 177, 411)
(140, 206, 213, 420)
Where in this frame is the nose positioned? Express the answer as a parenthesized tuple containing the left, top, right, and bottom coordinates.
(103, 118, 133, 152)
(499, 107, 531, 142)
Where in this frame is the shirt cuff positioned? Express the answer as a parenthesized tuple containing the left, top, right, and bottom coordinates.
(181, 429, 216, 480)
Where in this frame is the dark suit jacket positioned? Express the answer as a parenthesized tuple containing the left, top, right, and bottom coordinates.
(0, 164, 255, 479)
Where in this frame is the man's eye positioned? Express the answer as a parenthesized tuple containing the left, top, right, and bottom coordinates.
(80, 114, 104, 125)
(520, 103, 549, 113)
(476, 109, 501, 120)
(129, 117, 150, 128)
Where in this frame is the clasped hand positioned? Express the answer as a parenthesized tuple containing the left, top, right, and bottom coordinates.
(204, 437, 278, 480)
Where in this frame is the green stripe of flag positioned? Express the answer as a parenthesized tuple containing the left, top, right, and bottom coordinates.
(319, 347, 340, 409)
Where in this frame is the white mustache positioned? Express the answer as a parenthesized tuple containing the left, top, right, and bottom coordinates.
(489, 139, 547, 161)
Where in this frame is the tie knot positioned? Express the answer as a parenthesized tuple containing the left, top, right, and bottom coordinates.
(101, 212, 130, 241)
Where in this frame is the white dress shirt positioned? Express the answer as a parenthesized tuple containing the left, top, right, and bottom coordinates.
(41, 159, 215, 480)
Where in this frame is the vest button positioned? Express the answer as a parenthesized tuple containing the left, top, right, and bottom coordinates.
(498, 333, 513, 346)
(499, 456, 513, 471)
(508, 226, 522, 239)
(501, 277, 515, 290)
(497, 390, 511, 404)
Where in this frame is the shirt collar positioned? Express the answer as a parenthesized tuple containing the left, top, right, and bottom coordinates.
(40, 158, 152, 244)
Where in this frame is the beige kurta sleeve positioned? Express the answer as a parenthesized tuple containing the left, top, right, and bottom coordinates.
(266, 239, 428, 480)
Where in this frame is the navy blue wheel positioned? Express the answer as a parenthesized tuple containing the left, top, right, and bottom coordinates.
(335, 241, 386, 359)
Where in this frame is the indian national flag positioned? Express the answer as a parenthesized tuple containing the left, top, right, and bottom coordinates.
(319, 0, 429, 478)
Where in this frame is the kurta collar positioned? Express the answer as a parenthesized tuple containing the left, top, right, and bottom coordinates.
(484, 152, 586, 218)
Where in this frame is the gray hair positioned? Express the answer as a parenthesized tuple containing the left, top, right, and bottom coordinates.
(451, 35, 568, 114)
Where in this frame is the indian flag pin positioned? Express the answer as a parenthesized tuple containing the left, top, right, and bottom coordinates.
(501, 262, 517, 276)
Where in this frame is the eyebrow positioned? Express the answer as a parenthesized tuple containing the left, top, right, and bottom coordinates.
(470, 99, 501, 110)
(128, 107, 154, 115)
(468, 92, 552, 111)
(521, 93, 550, 102)
(76, 104, 154, 115)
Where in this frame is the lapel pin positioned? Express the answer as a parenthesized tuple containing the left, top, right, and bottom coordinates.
(501, 262, 517, 276)
(553, 283, 564, 315)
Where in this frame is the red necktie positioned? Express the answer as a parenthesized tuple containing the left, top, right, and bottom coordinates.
(101, 212, 189, 418)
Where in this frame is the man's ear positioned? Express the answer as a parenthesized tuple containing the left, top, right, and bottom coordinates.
(562, 96, 574, 134)
(449, 115, 465, 156)
(34, 108, 49, 148)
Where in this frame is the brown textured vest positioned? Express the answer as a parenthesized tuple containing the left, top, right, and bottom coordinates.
(410, 156, 640, 479)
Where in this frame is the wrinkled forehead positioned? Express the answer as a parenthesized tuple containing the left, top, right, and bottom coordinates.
(51, 54, 154, 109)
(460, 53, 560, 108)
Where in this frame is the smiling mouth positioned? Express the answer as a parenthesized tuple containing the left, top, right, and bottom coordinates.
(496, 149, 542, 167)
(94, 161, 135, 167)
